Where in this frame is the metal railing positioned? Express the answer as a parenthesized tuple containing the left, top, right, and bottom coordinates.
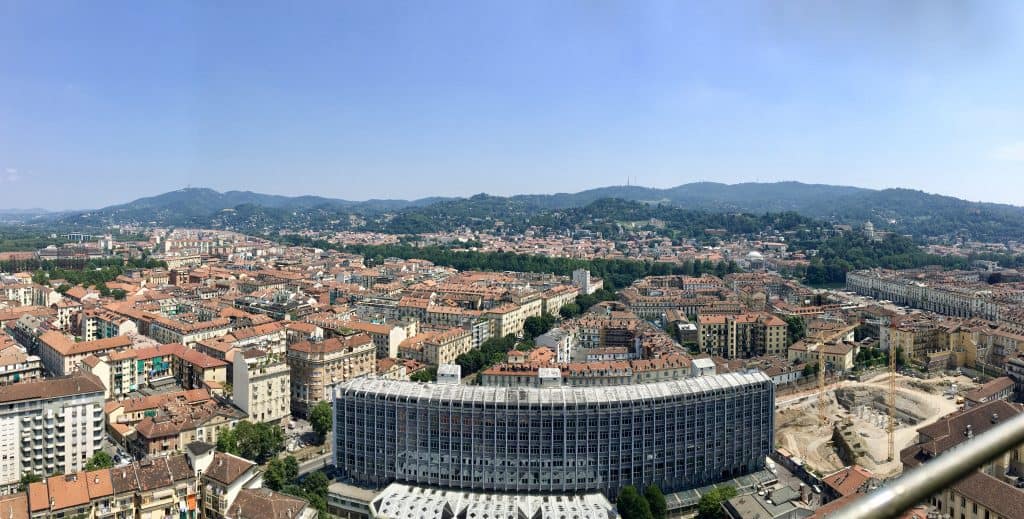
(830, 409, 1024, 519)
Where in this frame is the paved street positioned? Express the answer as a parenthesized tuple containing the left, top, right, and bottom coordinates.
(298, 453, 332, 476)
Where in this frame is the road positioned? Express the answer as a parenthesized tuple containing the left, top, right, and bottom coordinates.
(298, 452, 332, 476)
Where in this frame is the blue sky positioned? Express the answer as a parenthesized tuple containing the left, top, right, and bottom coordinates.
(2, 1, 1024, 209)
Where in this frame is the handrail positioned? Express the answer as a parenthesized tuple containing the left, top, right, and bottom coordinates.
(830, 409, 1024, 519)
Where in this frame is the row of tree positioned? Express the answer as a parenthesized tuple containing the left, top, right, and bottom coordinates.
(276, 235, 739, 290)
(616, 484, 667, 519)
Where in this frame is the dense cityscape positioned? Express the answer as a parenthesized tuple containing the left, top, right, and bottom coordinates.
(5, 2, 1024, 518)
(0, 206, 1019, 518)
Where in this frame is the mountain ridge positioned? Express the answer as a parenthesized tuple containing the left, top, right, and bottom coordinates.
(38, 182, 1024, 242)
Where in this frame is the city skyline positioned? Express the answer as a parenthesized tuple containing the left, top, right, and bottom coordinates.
(3, 2, 1024, 209)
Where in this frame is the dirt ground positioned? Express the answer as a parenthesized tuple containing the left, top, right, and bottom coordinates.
(775, 373, 978, 478)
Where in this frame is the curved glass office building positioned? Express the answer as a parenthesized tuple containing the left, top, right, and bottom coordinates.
(333, 372, 774, 495)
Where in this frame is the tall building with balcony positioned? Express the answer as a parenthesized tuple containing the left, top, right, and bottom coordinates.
(287, 334, 375, 417)
(697, 312, 788, 359)
(232, 348, 291, 423)
(0, 372, 105, 493)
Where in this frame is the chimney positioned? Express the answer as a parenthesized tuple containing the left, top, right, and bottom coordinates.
(992, 413, 999, 424)
(965, 424, 973, 439)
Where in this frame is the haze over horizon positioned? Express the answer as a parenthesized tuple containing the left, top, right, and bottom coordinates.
(3, 2, 1024, 209)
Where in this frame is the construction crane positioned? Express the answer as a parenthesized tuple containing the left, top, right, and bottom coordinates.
(887, 340, 897, 461)
(817, 334, 828, 428)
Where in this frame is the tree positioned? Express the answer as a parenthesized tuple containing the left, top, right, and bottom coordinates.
(218, 421, 284, 464)
(523, 313, 556, 340)
(303, 471, 330, 498)
(302, 471, 330, 517)
(644, 484, 667, 519)
(784, 315, 806, 344)
(559, 303, 581, 319)
(802, 363, 819, 377)
(455, 335, 517, 376)
(19, 472, 42, 491)
(309, 401, 333, 444)
(264, 456, 299, 491)
(31, 270, 49, 286)
(697, 486, 737, 519)
(616, 485, 654, 519)
(216, 427, 238, 456)
(84, 451, 113, 471)
(111, 288, 127, 300)
(410, 366, 437, 382)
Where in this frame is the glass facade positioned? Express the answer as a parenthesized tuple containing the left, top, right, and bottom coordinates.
(334, 372, 774, 495)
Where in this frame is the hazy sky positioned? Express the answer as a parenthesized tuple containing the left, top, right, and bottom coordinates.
(2, 1, 1024, 209)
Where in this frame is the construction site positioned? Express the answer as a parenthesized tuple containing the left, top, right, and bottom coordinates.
(775, 372, 977, 478)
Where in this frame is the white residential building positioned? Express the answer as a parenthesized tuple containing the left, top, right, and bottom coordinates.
(0, 373, 105, 493)
(233, 348, 291, 423)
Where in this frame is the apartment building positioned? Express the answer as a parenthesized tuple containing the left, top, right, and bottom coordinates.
(571, 268, 603, 295)
(901, 400, 1024, 519)
(82, 307, 138, 341)
(847, 269, 1002, 321)
(540, 285, 579, 315)
(101, 343, 227, 396)
(199, 449, 309, 519)
(148, 316, 232, 346)
(0, 373, 105, 492)
(25, 448, 312, 519)
(284, 321, 324, 345)
(0, 343, 41, 385)
(27, 455, 196, 519)
(887, 318, 954, 361)
(232, 348, 291, 424)
(484, 302, 536, 338)
(399, 328, 474, 366)
(51, 300, 81, 332)
(340, 320, 408, 359)
(788, 340, 856, 372)
(0, 282, 59, 308)
(105, 388, 213, 436)
(132, 397, 245, 458)
(228, 321, 287, 355)
(36, 331, 132, 376)
(963, 377, 1015, 408)
(197, 448, 260, 517)
(535, 328, 575, 363)
(287, 334, 375, 417)
(697, 312, 788, 358)
(480, 353, 695, 387)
